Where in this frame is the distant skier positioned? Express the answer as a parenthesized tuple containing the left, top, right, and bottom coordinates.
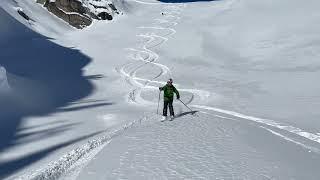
(159, 78, 180, 119)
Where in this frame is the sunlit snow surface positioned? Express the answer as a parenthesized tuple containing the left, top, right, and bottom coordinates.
(77, 113, 320, 180)
(1, 0, 320, 179)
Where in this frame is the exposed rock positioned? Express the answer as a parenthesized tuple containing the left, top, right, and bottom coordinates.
(55, 0, 86, 14)
(36, 0, 47, 5)
(17, 9, 30, 21)
(44, 1, 92, 29)
(90, 3, 108, 9)
(40, 0, 120, 29)
(98, 12, 112, 20)
(108, 3, 119, 14)
(69, 13, 92, 28)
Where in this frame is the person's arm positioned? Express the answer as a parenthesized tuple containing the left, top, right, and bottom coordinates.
(173, 86, 180, 99)
(159, 85, 165, 91)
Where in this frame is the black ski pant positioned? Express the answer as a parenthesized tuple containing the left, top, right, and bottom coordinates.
(163, 99, 174, 116)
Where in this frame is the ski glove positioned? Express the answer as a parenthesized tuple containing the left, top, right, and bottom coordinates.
(159, 87, 163, 91)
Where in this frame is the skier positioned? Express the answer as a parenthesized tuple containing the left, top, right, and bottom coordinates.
(159, 78, 180, 119)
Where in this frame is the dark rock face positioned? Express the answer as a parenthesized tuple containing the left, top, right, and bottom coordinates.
(98, 12, 112, 20)
(41, 0, 119, 29)
(108, 3, 119, 14)
(17, 9, 30, 21)
(44, 1, 92, 29)
(36, 0, 46, 5)
(55, 0, 86, 14)
(69, 13, 92, 28)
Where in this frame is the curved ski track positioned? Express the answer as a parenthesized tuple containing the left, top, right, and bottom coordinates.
(17, 0, 320, 179)
(118, 0, 320, 154)
(117, 4, 210, 107)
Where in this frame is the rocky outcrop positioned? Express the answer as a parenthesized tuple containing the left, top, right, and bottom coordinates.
(39, 0, 120, 29)
(98, 11, 112, 20)
(45, 1, 92, 28)
(17, 9, 30, 21)
(55, 0, 86, 14)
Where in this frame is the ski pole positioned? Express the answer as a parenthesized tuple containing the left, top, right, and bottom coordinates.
(178, 99, 193, 112)
(157, 91, 161, 114)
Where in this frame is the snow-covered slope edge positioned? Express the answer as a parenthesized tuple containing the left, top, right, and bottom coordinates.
(0, 0, 71, 37)
(16, 114, 152, 180)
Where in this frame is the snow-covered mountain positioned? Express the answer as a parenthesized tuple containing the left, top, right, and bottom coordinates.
(1, 0, 320, 179)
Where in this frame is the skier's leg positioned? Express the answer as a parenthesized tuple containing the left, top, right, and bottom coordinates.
(163, 100, 168, 116)
(169, 100, 174, 116)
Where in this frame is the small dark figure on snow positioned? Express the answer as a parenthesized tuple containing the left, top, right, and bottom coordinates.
(159, 78, 180, 118)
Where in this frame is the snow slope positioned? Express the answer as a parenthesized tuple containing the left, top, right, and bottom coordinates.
(0, 0, 72, 37)
(1, 0, 320, 179)
(77, 113, 320, 179)
(74, 1, 320, 178)
(0, 0, 155, 179)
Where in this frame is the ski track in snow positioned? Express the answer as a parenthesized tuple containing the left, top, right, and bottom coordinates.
(84, 113, 290, 179)
(117, 0, 320, 153)
(117, 3, 209, 106)
(16, 0, 320, 179)
(16, 3, 192, 180)
(193, 105, 320, 153)
(260, 126, 320, 153)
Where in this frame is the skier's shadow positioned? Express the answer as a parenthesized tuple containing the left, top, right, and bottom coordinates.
(174, 111, 198, 119)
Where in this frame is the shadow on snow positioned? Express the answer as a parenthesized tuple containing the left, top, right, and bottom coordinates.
(175, 111, 198, 118)
(0, 8, 112, 178)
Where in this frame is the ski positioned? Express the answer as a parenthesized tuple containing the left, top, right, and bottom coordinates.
(161, 116, 175, 122)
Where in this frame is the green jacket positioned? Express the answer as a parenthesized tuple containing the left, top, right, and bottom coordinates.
(159, 84, 180, 101)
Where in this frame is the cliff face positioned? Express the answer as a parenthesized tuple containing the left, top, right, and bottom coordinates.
(38, 0, 120, 29)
